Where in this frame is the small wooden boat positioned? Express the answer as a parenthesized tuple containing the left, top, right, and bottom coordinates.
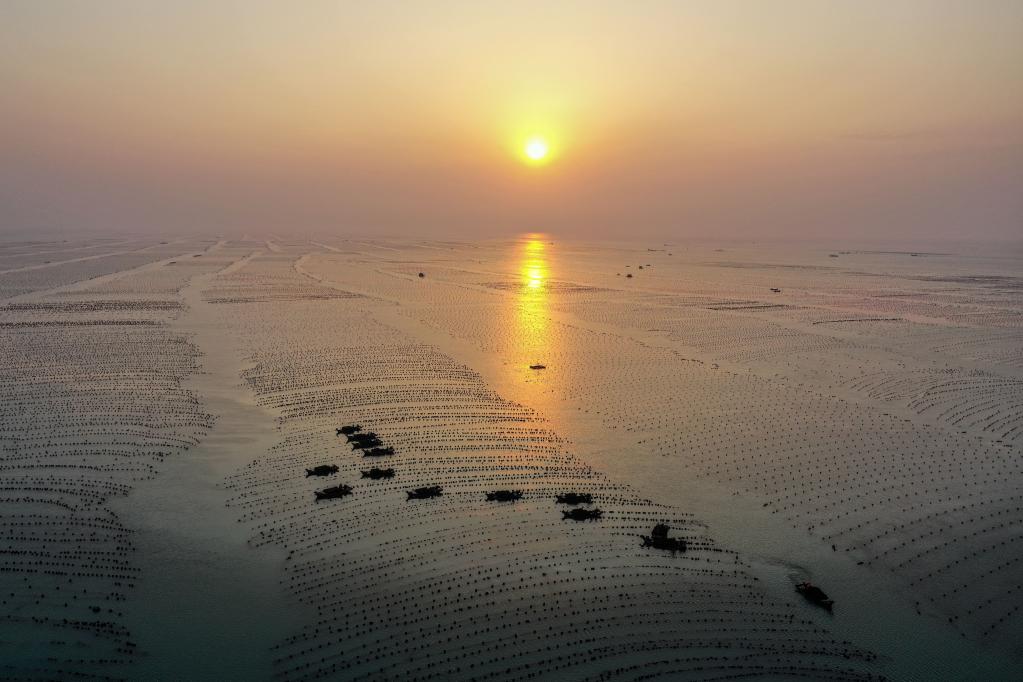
(641, 536, 686, 552)
(306, 464, 339, 477)
(485, 490, 523, 502)
(407, 486, 443, 500)
(796, 581, 834, 610)
(314, 485, 352, 501)
(562, 508, 602, 521)
(556, 493, 592, 505)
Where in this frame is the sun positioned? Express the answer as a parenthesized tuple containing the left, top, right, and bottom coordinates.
(523, 137, 549, 163)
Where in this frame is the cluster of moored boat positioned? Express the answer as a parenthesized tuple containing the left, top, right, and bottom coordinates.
(313, 424, 613, 516)
(310, 426, 684, 534)
(484, 488, 604, 521)
(309, 424, 444, 502)
(337, 425, 394, 458)
(315, 426, 835, 611)
(557, 493, 602, 520)
(310, 426, 613, 522)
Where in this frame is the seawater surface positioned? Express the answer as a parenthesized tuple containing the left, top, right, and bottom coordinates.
(1, 235, 1021, 681)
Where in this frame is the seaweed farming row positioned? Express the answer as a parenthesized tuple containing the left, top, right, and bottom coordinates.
(0, 240, 222, 680)
(213, 249, 883, 681)
(2, 236, 1019, 679)
(298, 238, 1023, 662)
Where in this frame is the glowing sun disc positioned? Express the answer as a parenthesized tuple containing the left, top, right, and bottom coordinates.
(524, 137, 549, 161)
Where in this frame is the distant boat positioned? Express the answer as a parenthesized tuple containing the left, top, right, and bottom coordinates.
(314, 484, 352, 501)
(795, 581, 834, 610)
(485, 490, 523, 502)
(641, 536, 686, 552)
(529, 364, 546, 370)
(641, 523, 686, 551)
(361, 467, 395, 479)
(556, 493, 592, 505)
(305, 464, 339, 477)
(407, 486, 443, 500)
(345, 431, 378, 443)
(562, 508, 602, 521)
(348, 432, 382, 449)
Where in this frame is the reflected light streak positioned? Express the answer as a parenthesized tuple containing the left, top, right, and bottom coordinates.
(517, 234, 551, 366)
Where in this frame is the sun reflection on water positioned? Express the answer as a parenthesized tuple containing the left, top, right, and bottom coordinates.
(517, 235, 550, 365)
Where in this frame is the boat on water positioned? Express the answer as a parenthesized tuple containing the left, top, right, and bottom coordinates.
(346, 431, 378, 443)
(562, 508, 602, 521)
(556, 493, 592, 505)
(795, 581, 834, 610)
(641, 536, 686, 552)
(314, 484, 353, 501)
(485, 490, 523, 502)
(305, 464, 339, 477)
(641, 523, 686, 552)
(407, 485, 443, 500)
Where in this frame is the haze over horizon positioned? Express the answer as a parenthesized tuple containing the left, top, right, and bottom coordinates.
(2, 1, 1021, 242)
(2, 7, 1023, 677)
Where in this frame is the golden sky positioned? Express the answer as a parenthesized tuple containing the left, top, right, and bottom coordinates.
(2, 1, 1021, 240)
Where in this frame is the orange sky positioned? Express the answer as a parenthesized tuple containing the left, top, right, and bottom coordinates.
(1, 1, 1021, 241)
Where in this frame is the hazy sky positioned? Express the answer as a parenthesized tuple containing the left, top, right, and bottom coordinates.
(1, 1, 1021, 241)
